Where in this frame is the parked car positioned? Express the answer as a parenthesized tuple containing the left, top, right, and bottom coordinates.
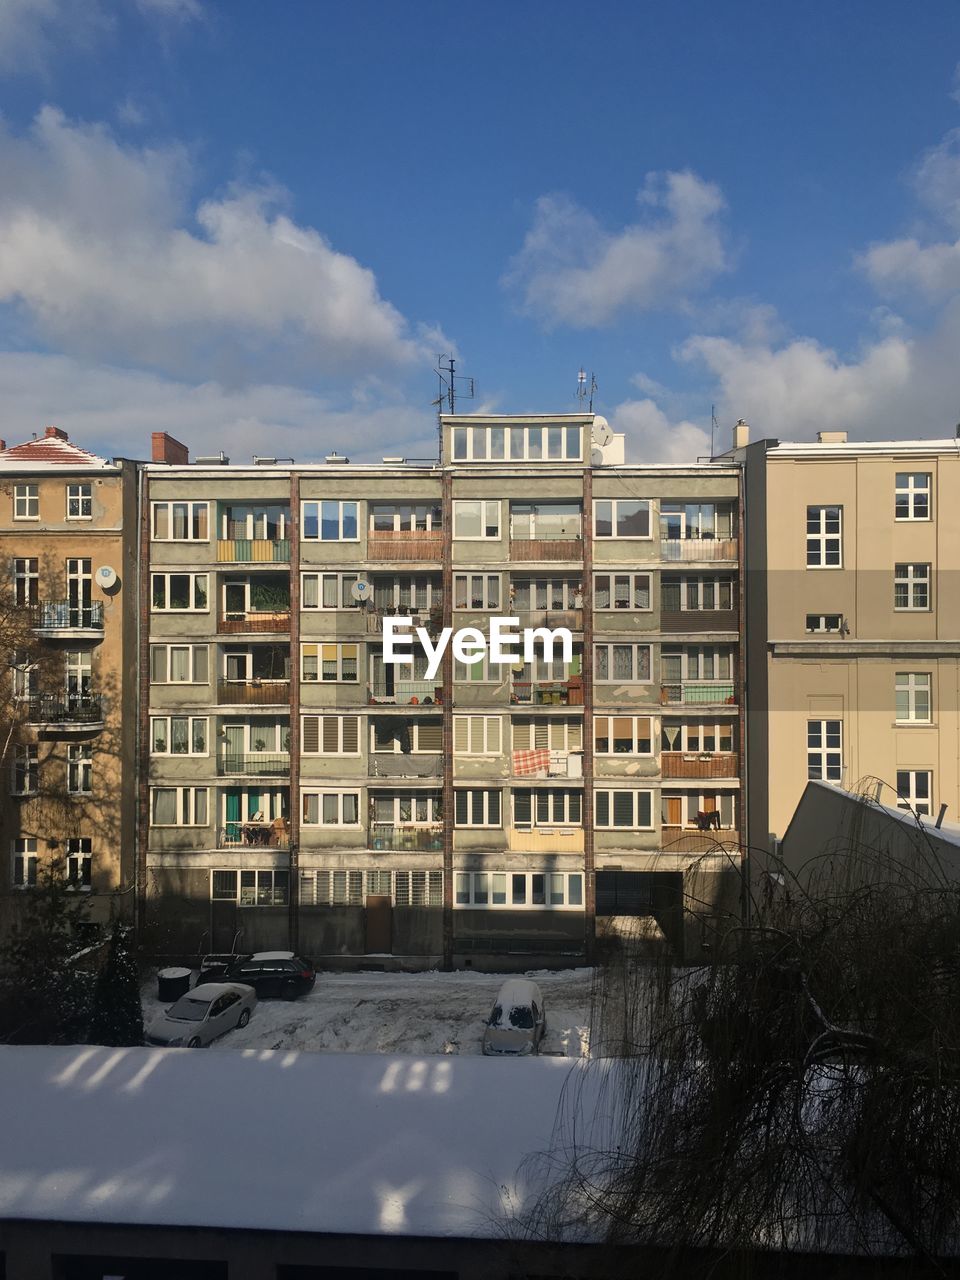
(481, 978, 546, 1056)
(223, 951, 316, 1000)
(145, 982, 256, 1048)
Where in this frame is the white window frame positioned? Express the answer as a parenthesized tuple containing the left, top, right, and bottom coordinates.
(151, 500, 210, 541)
(13, 483, 38, 520)
(11, 744, 38, 796)
(151, 573, 209, 612)
(12, 838, 39, 888)
(370, 793, 443, 826)
(370, 720, 443, 754)
(12, 649, 38, 700)
(594, 789, 654, 830)
(301, 714, 361, 756)
(452, 499, 501, 540)
(453, 652, 501, 683)
(219, 504, 289, 542)
(895, 472, 931, 521)
(454, 870, 584, 909)
(594, 715, 654, 756)
(300, 790, 362, 826)
(894, 563, 931, 612)
(301, 643, 360, 683)
(13, 557, 38, 607)
(593, 572, 651, 611)
(662, 646, 735, 682)
(67, 743, 93, 793)
(512, 788, 583, 827)
(663, 792, 737, 830)
(594, 643, 652, 683)
(511, 717, 582, 753)
(66, 837, 92, 890)
(150, 716, 209, 756)
(150, 786, 210, 826)
(452, 423, 582, 463)
(454, 788, 502, 828)
(807, 719, 843, 783)
(454, 715, 503, 755)
(368, 503, 442, 533)
(454, 573, 502, 611)
(896, 769, 933, 816)
(371, 574, 441, 613)
(661, 721, 734, 753)
(895, 672, 932, 725)
(593, 499, 652, 539)
(662, 575, 734, 612)
(301, 500, 360, 542)
(150, 644, 208, 684)
(805, 614, 843, 633)
(806, 505, 843, 569)
(301, 572, 360, 610)
(66, 482, 92, 520)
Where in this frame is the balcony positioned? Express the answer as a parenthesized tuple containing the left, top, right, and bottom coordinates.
(511, 679, 583, 707)
(513, 608, 583, 632)
(219, 821, 289, 849)
(510, 749, 582, 780)
(510, 538, 583, 563)
(661, 751, 739, 779)
(217, 753, 291, 778)
(660, 609, 737, 634)
(660, 681, 737, 707)
(367, 530, 443, 562)
(27, 694, 103, 733)
(661, 538, 738, 563)
(218, 610, 291, 634)
(507, 826, 584, 853)
(217, 538, 290, 563)
(368, 823, 443, 852)
(369, 754, 442, 779)
(365, 607, 442, 638)
(368, 679, 442, 706)
(661, 827, 741, 852)
(217, 679, 291, 706)
(31, 600, 104, 640)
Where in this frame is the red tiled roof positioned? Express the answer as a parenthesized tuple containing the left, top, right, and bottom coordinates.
(0, 427, 109, 467)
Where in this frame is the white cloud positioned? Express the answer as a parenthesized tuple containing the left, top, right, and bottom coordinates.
(135, 0, 202, 20)
(504, 171, 729, 327)
(0, 0, 110, 73)
(608, 398, 711, 464)
(0, 108, 444, 377)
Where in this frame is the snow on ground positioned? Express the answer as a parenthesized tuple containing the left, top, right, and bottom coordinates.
(142, 967, 594, 1057)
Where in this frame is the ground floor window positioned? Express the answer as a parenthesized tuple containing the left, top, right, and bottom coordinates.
(896, 769, 933, 816)
(211, 868, 289, 905)
(455, 870, 583, 908)
(297, 867, 443, 907)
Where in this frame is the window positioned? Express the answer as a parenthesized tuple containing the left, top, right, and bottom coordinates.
(594, 716, 653, 755)
(593, 499, 650, 538)
(510, 501, 582, 540)
(594, 790, 654, 829)
(151, 573, 208, 611)
(65, 649, 92, 697)
(593, 572, 650, 610)
(14, 483, 38, 519)
(454, 789, 502, 827)
(151, 716, 208, 755)
(659, 502, 735, 541)
(66, 483, 92, 519)
(661, 721, 734, 753)
(301, 572, 359, 610)
(212, 869, 289, 906)
(371, 720, 442, 753)
(392, 869, 443, 907)
(663, 792, 736, 830)
(150, 644, 208, 683)
(510, 576, 581, 612)
(661, 576, 734, 612)
(299, 868, 443, 907)
(661, 646, 735, 683)
(454, 651, 501, 683)
(151, 501, 210, 540)
(455, 870, 583, 908)
(150, 787, 209, 826)
(301, 643, 359, 682)
(454, 574, 501, 610)
(220, 504, 289, 541)
(301, 714, 360, 755)
(894, 563, 930, 611)
(594, 643, 651, 682)
(453, 715, 503, 754)
(895, 672, 932, 724)
(806, 614, 843, 633)
(513, 789, 582, 827)
(66, 838, 92, 889)
(807, 720, 843, 782)
(13, 557, 38, 607)
(372, 574, 441, 612)
(301, 790, 361, 825)
(302, 500, 359, 541)
(369, 503, 442, 532)
(67, 744, 93, 793)
(371, 793, 442, 826)
(452, 423, 581, 462)
(453, 499, 500, 539)
(895, 472, 931, 521)
(510, 649, 580, 695)
(12, 838, 38, 888)
(11, 745, 38, 795)
(512, 717, 582, 753)
(11, 649, 37, 699)
(806, 506, 843, 568)
(896, 770, 933, 816)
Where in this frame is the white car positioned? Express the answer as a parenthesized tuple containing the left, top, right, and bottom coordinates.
(146, 982, 256, 1048)
(482, 978, 546, 1056)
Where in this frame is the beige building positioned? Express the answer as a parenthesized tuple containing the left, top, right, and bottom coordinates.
(728, 425, 960, 866)
(0, 427, 138, 931)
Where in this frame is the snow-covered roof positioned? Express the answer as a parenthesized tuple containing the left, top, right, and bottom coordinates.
(0, 1045, 602, 1240)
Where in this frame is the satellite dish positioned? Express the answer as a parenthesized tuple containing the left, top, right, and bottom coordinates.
(351, 580, 372, 602)
(95, 565, 118, 590)
(592, 416, 613, 447)
(590, 448, 605, 467)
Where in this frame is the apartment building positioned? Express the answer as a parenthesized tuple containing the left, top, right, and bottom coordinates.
(142, 419, 744, 967)
(0, 427, 138, 932)
(729, 424, 960, 869)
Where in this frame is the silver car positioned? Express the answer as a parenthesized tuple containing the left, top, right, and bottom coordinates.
(145, 981, 256, 1048)
(482, 978, 546, 1056)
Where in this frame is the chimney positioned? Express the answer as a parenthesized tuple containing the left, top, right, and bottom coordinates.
(732, 419, 750, 449)
(152, 431, 190, 465)
(0, 440, 5, 452)
(817, 430, 848, 444)
(44, 425, 68, 441)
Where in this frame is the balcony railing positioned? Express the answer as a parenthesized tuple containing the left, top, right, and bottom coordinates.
(511, 679, 583, 706)
(365, 608, 442, 637)
(219, 822, 289, 849)
(368, 680, 442, 705)
(660, 751, 739, 779)
(369, 754, 442, 778)
(660, 609, 738, 633)
(368, 823, 443, 852)
(511, 750, 582, 779)
(661, 827, 741, 852)
(660, 538, 738, 562)
(512, 608, 584, 631)
(217, 539, 290, 563)
(217, 679, 291, 705)
(507, 826, 585, 853)
(660, 681, 737, 706)
(510, 538, 583, 562)
(367, 530, 443, 562)
(27, 694, 103, 728)
(217, 753, 291, 777)
(31, 601, 104, 635)
(217, 610, 291, 634)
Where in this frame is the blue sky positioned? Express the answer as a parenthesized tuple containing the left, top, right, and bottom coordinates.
(1, 0, 960, 462)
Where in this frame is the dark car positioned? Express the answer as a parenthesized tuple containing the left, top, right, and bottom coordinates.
(223, 950, 316, 1000)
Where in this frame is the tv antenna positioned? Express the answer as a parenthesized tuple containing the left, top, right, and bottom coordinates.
(577, 368, 598, 413)
(711, 404, 719, 458)
(433, 355, 474, 461)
